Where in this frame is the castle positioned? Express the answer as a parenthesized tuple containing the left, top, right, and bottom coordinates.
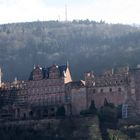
(0, 63, 139, 120)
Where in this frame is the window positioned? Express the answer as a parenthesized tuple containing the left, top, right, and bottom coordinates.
(100, 89, 103, 93)
(122, 104, 128, 119)
(118, 88, 121, 92)
(109, 88, 112, 92)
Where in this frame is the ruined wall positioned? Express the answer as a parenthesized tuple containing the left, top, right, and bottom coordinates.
(130, 68, 140, 115)
(1, 65, 140, 119)
(85, 67, 130, 109)
(89, 86, 128, 108)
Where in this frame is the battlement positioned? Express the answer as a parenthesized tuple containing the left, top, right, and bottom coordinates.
(85, 66, 130, 87)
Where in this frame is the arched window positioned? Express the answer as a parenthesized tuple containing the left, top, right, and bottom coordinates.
(118, 87, 121, 92)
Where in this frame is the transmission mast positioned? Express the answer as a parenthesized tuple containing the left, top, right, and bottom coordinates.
(65, 4, 68, 22)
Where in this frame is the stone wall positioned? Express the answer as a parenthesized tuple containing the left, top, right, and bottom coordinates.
(71, 87, 87, 115)
(91, 86, 127, 108)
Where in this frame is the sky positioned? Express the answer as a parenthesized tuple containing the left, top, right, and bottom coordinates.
(0, 0, 140, 24)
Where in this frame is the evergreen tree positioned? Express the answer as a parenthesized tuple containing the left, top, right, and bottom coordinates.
(89, 100, 97, 114)
(56, 106, 66, 117)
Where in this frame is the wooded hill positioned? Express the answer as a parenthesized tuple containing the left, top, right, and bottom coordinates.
(0, 20, 140, 81)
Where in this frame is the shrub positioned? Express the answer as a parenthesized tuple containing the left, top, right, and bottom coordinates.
(80, 100, 97, 116)
(56, 106, 66, 117)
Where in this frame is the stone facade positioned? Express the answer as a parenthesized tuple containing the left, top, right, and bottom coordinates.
(0, 64, 72, 119)
(66, 81, 86, 115)
(85, 68, 129, 108)
(0, 64, 140, 120)
(84, 66, 140, 118)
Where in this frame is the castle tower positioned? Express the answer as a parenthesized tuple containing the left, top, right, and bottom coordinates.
(85, 71, 95, 87)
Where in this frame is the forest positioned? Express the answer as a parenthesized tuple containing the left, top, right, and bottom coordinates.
(0, 20, 140, 81)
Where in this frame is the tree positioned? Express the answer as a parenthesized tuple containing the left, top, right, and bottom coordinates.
(104, 98, 109, 106)
(80, 100, 97, 116)
(89, 100, 97, 114)
(98, 102, 118, 124)
(104, 98, 115, 108)
(56, 106, 66, 116)
(117, 104, 122, 119)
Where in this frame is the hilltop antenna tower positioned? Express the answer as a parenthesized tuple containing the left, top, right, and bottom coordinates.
(58, 15, 61, 21)
(65, 4, 68, 22)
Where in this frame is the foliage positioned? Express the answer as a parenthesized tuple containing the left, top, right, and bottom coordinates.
(80, 100, 97, 116)
(98, 100, 118, 124)
(0, 20, 140, 81)
(0, 117, 102, 140)
(104, 98, 115, 108)
(56, 106, 66, 117)
(108, 129, 128, 140)
(117, 104, 122, 119)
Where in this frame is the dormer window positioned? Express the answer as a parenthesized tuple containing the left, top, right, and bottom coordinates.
(49, 65, 60, 79)
(32, 66, 43, 81)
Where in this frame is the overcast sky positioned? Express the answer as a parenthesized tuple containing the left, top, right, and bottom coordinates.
(0, 0, 140, 24)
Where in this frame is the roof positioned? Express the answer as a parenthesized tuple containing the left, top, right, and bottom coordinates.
(29, 64, 67, 80)
(66, 80, 85, 88)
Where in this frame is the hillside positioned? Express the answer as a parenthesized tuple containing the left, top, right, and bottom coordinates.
(0, 20, 140, 81)
(0, 117, 102, 140)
